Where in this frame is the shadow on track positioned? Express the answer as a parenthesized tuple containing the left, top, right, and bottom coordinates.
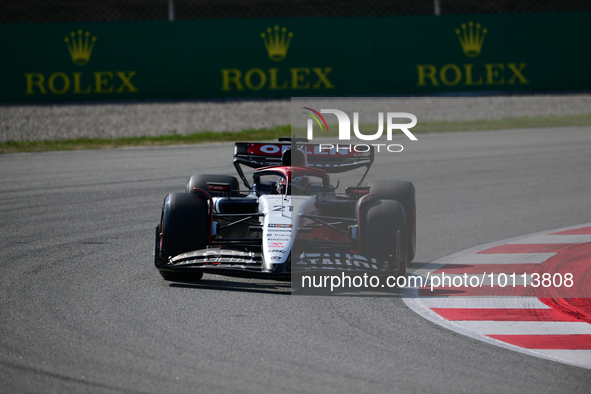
(168, 278, 291, 295)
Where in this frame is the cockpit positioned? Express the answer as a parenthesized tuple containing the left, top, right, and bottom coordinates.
(251, 148, 332, 197)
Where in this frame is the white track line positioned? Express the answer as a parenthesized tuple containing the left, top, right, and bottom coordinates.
(535, 350, 591, 365)
(453, 321, 591, 335)
(419, 297, 551, 309)
(507, 234, 591, 244)
(432, 253, 553, 265)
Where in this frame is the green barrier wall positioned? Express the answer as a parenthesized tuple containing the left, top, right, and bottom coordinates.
(1, 13, 589, 102)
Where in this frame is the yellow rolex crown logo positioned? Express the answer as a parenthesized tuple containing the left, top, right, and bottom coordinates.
(261, 25, 293, 62)
(64, 30, 97, 65)
(455, 22, 487, 57)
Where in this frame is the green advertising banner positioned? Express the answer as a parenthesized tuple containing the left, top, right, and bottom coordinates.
(375, 13, 591, 94)
(0, 13, 589, 103)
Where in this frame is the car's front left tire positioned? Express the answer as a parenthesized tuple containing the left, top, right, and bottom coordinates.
(367, 180, 416, 262)
(359, 198, 407, 277)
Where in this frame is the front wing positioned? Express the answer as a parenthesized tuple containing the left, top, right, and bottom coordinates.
(155, 246, 397, 281)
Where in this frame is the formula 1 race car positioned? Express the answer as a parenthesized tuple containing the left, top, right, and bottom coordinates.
(154, 137, 416, 282)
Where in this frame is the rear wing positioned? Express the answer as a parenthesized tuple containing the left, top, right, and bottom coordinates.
(233, 142, 374, 188)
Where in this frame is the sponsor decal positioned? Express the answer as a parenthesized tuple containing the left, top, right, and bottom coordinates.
(269, 242, 285, 248)
(171, 249, 259, 265)
(221, 25, 334, 92)
(65, 30, 97, 65)
(25, 30, 138, 96)
(208, 183, 230, 191)
(416, 22, 528, 88)
(296, 252, 380, 270)
(345, 186, 371, 195)
(247, 143, 362, 158)
(455, 21, 487, 57)
(268, 223, 292, 228)
(272, 205, 294, 211)
(261, 25, 293, 62)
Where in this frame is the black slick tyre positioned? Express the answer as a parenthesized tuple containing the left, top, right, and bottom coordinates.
(359, 199, 407, 277)
(155, 192, 209, 282)
(367, 180, 416, 262)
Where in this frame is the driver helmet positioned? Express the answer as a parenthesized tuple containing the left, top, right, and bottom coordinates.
(275, 177, 287, 194)
(291, 176, 311, 196)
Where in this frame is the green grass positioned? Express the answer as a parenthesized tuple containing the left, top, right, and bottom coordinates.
(0, 125, 291, 154)
(2, 113, 590, 154)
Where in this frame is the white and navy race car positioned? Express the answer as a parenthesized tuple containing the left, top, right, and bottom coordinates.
(154, 137, 415, 282)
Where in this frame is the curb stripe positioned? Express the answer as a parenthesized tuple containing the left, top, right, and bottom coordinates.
(451, 321, 591, 335)
(487, 335, 591, 349)
(433, 263, 537, 274)
(418, 297, 551, 309)
(427, 253, 552, 265)
(550, 227, 591, 235)
(418, 286, 536, 297)
(478, 244, 570, 254)
(404, 222, 591, 369)
(508, 234, 591, 244)
(431, 308, 581, 322)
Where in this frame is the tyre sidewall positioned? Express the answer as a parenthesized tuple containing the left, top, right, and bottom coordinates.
(160, 192, 209, 260)
(368, 180, 416, 262)
(360, 199, 407, 277)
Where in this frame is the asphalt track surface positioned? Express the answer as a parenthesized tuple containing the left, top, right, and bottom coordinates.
(1, 127, 590, 393)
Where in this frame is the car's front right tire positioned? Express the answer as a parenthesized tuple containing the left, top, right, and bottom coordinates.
(155, 192, 209, 282)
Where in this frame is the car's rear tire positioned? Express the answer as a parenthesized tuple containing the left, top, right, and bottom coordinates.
(155, 193, 208, 282)
(186, 174, 239, 196)
(367, 180, 416, 262)
(359, 199, 407, 277)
